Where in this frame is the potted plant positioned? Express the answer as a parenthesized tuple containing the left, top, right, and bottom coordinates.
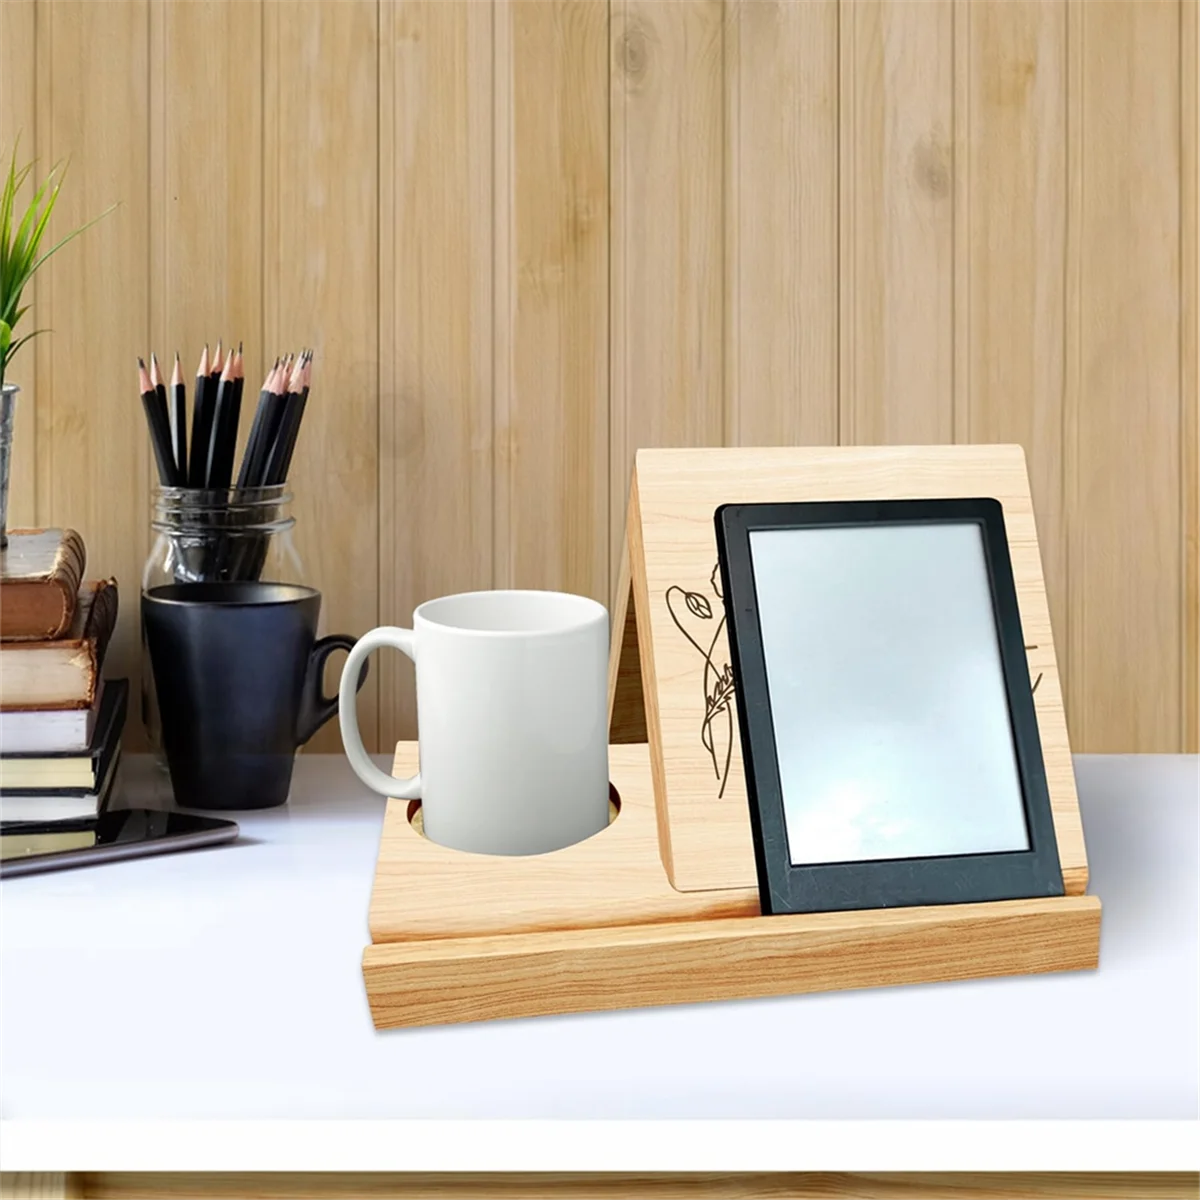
(0, 146, 111, 548)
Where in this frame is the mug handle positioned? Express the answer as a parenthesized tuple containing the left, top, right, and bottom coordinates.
(297, 634, 369, 746)
(338, 626, 421, 799)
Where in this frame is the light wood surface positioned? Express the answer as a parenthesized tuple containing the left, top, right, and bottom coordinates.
(1069, 0, 1184, 754)
(378, 0, 495, 746)
(0, 1177, 81, 1200)
(4, 1173, 1189, 1200)
(0, 0, 1194, 754)
(839, 0, 954, 447)
(1187, 0, 1199, 751)
(609, 0, 727, 582)
(364, 885, 1098, 1029)
(265, 0, 381, 752)
(959, 0, 1069, 703)
(369, 742, 757, 943)
(25, 0, 151, 741)
(728, 0, 838, 450)
(626, 445, 1088, 895)
(495, 0, 610, 610)
(608, 542, 649, 744)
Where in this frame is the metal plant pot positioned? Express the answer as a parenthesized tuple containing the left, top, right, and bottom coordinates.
(0, 383, 18, 550)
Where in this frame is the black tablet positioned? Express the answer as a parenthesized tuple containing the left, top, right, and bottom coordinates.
(715, 498, 1063, 915)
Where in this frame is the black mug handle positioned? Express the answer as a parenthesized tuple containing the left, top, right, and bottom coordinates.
(297, 634, 369, 746)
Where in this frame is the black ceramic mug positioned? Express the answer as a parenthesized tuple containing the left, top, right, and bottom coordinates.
(142, 582, 368, 810)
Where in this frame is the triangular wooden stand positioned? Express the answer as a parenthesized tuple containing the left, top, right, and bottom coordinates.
(362, 447, 1100, 1030)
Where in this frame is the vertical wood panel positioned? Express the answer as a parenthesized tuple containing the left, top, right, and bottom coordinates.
(0, 0, 37, 529)
(36, 0, 149, 704)
(959, 1, 1071, 703)
(839, 0, 954, 445)
(495, 0, 609, 605)
(1182, 0, 1198, 752)
(264, 0, 379, 753)
(610, 0, 726, 585)
(2, 0, 1192, 756)
(150, 0, 263, 470)
(379, 0, 495, 742)
(1069, 0, 1182, 752)
(727, 0, 838, 447)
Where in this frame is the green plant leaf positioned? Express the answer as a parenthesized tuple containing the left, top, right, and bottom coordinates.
(26, 201, 116, 279)
(2, 160, 55, 300)
(0, 143, 111, 374)
(5, 328, 44, 362)
(11, 168, 61, 263)
(0, 146, 32, 272)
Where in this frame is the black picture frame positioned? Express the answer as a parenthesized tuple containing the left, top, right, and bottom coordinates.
(715, 498, 1064, 916)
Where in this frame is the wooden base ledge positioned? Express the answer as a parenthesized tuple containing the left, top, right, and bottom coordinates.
(363, 894, 1100, 1030)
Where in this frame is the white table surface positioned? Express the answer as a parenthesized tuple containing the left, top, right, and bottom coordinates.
(0, 753, 1196, 1122)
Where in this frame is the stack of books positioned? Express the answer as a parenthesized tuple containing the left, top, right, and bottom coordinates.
(0, 529, 126, 848)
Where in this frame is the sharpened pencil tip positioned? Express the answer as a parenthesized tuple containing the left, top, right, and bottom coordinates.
(137, 356, 146, 369)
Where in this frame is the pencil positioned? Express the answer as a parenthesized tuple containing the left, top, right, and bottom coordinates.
(215, 342, 245, 489)
(147, 352, 178, 485)
(257, 361, 294, 487)
(231, 343, 245, 447)
(188, 344, 214, 486)
(260, 358, 292, 483)
(236, 359, 279, 489)
(263, 351, 310, 486)
(169, 352, 187, 480)
(205, 349, 238, 489)
(149, 351, 166, 409)
(138, 357, 179, 486)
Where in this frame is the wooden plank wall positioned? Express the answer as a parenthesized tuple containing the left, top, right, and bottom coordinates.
(0, 0, 1194, 753)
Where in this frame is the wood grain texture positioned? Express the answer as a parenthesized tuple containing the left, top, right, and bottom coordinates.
(149, 0, 263, 475)
(628, 446, 1087, 895)
(1183, 0, 1198, 753)
(608, 541, 648, 743)
(34, 0, 149, 727)
(0, 0, 37, 529)
(379, 0, 495, 743)
(364, 888, 1098, 1029)
(959, 0, 1071, 710)
(263, 0, 379, 753)
(609, 0, 726, 583)
(369, 742, 756, 944)
(1069, 0, 1183, 753)
(62, 1174, 1200, 1200)
(839, 0, 954, 446)
(495, 0, 609, 606)
(5, 0, 1195, 755)
(727, 0, 837, 447)
(0, 1177, 81, 1200)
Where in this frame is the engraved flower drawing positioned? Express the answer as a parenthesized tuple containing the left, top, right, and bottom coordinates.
(665, 562, 735, 798)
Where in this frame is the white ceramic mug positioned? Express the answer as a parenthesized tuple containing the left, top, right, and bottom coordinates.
(338, 590, 611, 856)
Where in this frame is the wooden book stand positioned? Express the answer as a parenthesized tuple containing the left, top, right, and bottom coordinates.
(362, 446, 1100, 1030)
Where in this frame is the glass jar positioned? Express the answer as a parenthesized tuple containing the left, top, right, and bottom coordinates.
(141, 484, 305, 749)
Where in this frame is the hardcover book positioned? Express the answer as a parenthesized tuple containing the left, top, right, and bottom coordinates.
(0, 579, 119, 711)
(0, 679, 128, 789)
(0, 528, 87, 641)
(0, 682, 109, 755)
